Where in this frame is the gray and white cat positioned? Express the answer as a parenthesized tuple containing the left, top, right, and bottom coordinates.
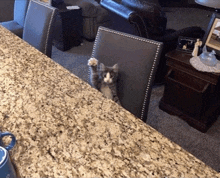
(88, 57, 121, 105)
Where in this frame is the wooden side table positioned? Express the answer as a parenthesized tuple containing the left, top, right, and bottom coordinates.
(53, 8, 83, 51)
(159, 50, 220, 132)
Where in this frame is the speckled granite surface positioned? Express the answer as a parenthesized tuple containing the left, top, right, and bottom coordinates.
(0, 26, 219, 177)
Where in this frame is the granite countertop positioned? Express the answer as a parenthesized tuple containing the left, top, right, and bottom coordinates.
(0, 26, 219, 177)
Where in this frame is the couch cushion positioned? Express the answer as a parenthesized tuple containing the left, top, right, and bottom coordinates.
(121, 0, 167, 36)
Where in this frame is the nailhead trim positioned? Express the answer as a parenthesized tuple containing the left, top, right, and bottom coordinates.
(89, 26, 162, 121)
(140, 45, 161, 120)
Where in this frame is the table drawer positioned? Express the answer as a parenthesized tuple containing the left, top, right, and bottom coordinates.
(163, 69, 210, 117)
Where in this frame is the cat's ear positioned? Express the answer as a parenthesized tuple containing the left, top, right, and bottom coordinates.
(100, 63, 105, 71)
(112, 64, 118, 73)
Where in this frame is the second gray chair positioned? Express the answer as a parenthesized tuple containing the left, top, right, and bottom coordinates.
(89, 26, 163, 122)
(23, 0, 58, 57)
(0, 0, 30, 38)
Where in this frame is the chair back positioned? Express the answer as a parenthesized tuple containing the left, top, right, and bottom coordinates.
(14, 0, 30, 26)
(90, 26, 163, 122)
(23, 0, 58, 57)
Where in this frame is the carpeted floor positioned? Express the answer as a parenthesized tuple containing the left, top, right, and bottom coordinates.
(51, 7, 220, 172)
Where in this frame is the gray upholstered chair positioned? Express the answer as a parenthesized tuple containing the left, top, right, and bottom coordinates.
(23, 0, 58, 57)
(0, 0, 30, 38)
(89, 26, 163, 122)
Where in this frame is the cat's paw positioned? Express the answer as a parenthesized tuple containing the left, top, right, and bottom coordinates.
(88, 58, 98, 66)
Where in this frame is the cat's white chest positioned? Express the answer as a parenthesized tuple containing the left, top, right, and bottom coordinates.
(100, 85, 113, 99)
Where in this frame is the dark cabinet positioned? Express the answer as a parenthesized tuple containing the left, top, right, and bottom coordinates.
(159, 50, 220, 132)
(53, 8, 83, 51)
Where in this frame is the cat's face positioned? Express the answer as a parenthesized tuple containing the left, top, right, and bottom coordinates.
(99, 63, 118, 84)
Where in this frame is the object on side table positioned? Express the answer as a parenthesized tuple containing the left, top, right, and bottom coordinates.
(199, 45, 217, 66)
(190, 45, 220, 73)
(53, 7, 83, 51)
(159, 50, 220, 132)
(192, 39, 202, 57)
(195, 0, 220, 9)
(202, 13, 220, 57)
(177, 36, 200, 53)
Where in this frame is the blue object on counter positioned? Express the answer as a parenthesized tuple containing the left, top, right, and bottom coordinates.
(0, 146, 17, 178)
(0, 132, 16, 151)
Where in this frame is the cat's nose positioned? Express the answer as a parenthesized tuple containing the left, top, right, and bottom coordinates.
(104, 78, 112, 83)
(104, 78, 110, 83)
(104, 72, 112, 83)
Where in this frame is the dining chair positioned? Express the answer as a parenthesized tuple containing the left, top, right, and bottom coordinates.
(23, 0, 58, 58)
(0, 0, 30, 38)
(88, 26, 163, 122)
